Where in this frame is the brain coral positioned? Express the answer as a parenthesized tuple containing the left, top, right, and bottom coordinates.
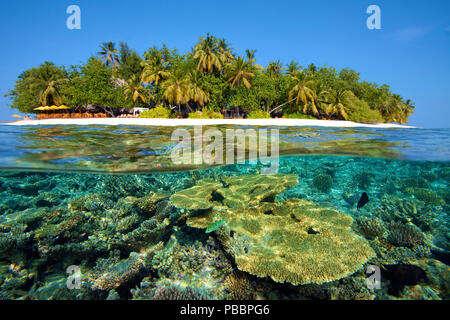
(170, 174, 375, 285)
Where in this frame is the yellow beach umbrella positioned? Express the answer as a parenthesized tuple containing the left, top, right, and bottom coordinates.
(34, 106, 44, 111)
(12, 114, 22, 118)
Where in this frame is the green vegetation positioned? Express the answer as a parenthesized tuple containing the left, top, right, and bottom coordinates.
(188, 109, 223, 119)
(139, 105, 173, 118)
(6, 34, 414, 123)
(246, 110, 271, 119)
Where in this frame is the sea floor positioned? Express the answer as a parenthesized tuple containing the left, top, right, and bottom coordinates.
(0, 155, 448, 300)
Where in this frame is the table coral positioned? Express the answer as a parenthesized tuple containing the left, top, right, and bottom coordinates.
(170, 174, 375, 285)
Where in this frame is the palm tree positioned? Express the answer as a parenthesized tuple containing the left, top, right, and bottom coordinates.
(287, 61, 302, 75)
(324, 88, 355, 120)
(313, 83, 330, 116)
(124, 75, 148, 104)
(217, 38, 234, 65)
(193, 33, 222, 73)
(398, 99, 415, 124)
(305, 63, 317, 76)
(245, 49, 263, 70)
(225, 56, 255, 89)
(161, 70, 191, 115)
(31, 63, 68, 106)
(140, 48, 169, 86)
(98, 42, 120, 68)
(266, 61, 284, 76)
(187, 69, 209, 108)
(288, 71, 318, 115)
(379, 94, 403, 123)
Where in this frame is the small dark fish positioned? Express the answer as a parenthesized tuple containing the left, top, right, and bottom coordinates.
(357, 192, 369, 210)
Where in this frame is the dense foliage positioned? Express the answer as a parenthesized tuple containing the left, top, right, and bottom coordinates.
(6, 34, 414, 123)
(139, 105, 173, 118)
(187, 109, 224, 119)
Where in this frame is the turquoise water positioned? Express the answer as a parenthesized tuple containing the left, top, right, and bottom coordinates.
(0, 125, 448, 300)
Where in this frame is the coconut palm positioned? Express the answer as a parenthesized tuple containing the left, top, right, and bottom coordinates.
(124, 75, 148, 104)
(161, 70, 191, 115)
(217, 38, 234, 65)
(193, 33, 222, 73)
(141, 47, 170, 86)
(266, 61, 284, 76)
(288, 71, 318, 115)
(324, 88, 355, 120)
(306, 63, 317, 76)
(187, 69, 209, 108)
(379, 94, 403, 123)
(245, 49, 263, 70)
(287, 61, 302, 75)
(313, 83, 330, 115)
(398, 99, 415, 124)
(225, 56, 255, 89)
(98, 42, 120, 68)
(31, 63, 68, 106)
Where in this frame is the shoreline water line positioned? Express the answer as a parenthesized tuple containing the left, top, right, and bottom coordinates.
(5, 118, 415, 128)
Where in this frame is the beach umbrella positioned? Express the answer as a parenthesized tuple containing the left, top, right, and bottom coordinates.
(12, 114, 22, 118)
(34, 106, 45, 111)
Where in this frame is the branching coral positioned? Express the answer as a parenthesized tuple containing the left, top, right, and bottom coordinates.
(387, 222, 426, 248)
(224, 272, 253, 300)
(373, 198, 440, 231)
(91, 252, 144, 291)
(149, 283, 211, 300)
(151, 237, 177, 275)
(407, 188, 444, 206)
(357, 217, 386, 239)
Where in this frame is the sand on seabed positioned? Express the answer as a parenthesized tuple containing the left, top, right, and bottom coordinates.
(6, 118, 415, 128)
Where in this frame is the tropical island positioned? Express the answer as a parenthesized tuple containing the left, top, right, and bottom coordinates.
(6, 34, 415, 124)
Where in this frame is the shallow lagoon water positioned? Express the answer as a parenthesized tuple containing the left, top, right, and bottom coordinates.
(0, 125, 448, 300)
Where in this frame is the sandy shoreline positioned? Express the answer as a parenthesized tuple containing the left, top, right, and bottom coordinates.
(6, 118, 415, 128)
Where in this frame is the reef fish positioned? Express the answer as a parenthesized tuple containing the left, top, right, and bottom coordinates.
(357, 192, 369, 210)
(205, 219, 226, 233)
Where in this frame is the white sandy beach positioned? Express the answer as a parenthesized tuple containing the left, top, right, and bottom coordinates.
(7, 118, 414, 128)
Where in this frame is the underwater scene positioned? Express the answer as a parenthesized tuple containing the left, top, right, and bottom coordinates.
(0, 125, 449, 300)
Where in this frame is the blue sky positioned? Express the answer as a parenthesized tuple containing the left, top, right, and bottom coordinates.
(0, 0, 449, 127)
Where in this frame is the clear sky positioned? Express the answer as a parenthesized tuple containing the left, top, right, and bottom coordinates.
(0, 0, 449, 127)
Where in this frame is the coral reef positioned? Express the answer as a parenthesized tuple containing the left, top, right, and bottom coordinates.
(172, 174, 375, 285)
(356, 217, 386, 239)
(0, 155, 448, 300)
(312, 174, 332, 193)
(386, 222, 426, 248)
(91, 252, 144, 291)
(224, 272, 254, 300)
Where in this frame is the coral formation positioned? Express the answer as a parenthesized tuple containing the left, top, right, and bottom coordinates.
(387, 222, 426, 248)
(224, 272, 254, 300)
(312, 174, 332, 193)
(0, 155, 448, 300)
(356, 217, 386, 239)
(172, 174, 375, 285)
